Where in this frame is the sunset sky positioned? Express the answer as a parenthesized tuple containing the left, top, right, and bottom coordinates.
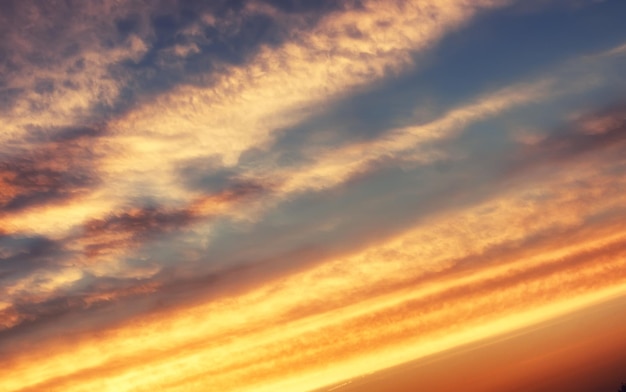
(1, 1, 626, 391)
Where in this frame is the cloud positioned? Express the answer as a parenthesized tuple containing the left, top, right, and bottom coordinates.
(0, 1, 149, 143)
(0, 273, 161, 338)
(102, 0, 510, 205)
(4, 120, 626, 389)
(79, 206, 195, 257)
(0, 126, 102, 214)
(514, 102, 626, 162)
(3, 212, 625, 392)
(0, 0, 340, 146)
(2, 2, 626, 392)
(0, 234, 60, 281)
(4, 77, 624, 353)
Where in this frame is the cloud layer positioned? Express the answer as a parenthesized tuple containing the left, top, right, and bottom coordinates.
(1, 0, 626, 391)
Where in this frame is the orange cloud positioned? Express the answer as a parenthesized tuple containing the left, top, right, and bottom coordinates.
(2, 142, 625, 391)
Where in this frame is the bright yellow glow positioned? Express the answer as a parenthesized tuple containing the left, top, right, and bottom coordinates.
(2, 163, 625, 391)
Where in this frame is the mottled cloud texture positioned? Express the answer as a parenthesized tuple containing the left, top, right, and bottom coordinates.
(1, 1, 626, 391)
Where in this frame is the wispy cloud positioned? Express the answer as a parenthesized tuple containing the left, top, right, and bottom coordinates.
(1, 1, 626, 391)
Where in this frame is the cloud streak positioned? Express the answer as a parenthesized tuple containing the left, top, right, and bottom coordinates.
(1, 1, 626, 391)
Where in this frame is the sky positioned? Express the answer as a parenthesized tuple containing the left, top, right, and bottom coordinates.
(1, 0, 626, 391)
